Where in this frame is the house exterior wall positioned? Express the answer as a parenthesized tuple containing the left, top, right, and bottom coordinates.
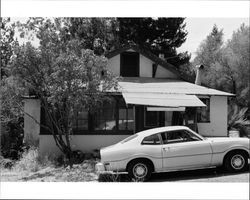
(107, 54, 120, 75)
(198, 96, 228, 137)
(155, 65, 177, 78)
(107, 51, 178, 78)
(23, 99, 41, 145)
(39, 134, 130, 156)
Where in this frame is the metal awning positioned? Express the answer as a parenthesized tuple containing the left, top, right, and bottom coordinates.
(147, 107, 186, 111)
(122, 92, 206, 107)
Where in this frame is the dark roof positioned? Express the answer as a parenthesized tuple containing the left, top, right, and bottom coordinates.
(105, 45, 192, 82)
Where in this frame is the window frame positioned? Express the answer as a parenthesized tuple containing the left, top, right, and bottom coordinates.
(141, 133, 162, 145)
(118, 99, 135, 131)
(40, 95, 136, 135)
(161, 129, 202, 145)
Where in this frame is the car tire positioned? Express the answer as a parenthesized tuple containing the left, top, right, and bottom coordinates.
(224, 151, 248, 173)
(127, 160, 152, 182)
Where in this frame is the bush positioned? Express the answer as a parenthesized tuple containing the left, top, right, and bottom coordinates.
(0, 118, 24, 160)
(0, 156, 15, 169)
(13, 147, 40, 172)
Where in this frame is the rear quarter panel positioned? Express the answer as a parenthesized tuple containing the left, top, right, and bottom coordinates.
(210, 138, 250, 166)
(101, 143, 163, 172)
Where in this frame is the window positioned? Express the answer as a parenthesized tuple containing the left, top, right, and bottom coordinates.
(118, 99, 135, 131)
(144, 108, 159, 127)
(120, 52, 139, 77)
(161, 130, 201, 144)
(141, 134, 161, 145)
(73, 111, 88, 130)
(121, 134, 138, 144)
(197, 98, 210, 122)
(71, 97, 135, 134)
(94, 100, 116, 131)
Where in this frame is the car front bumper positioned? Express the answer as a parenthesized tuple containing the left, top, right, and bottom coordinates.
(95, 161, 127, 173)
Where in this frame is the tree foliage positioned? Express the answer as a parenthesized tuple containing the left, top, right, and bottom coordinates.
(0, 18, 19, 78)
(193, 24, 224, 88)
(193, 23, 250, 107)
(17, 18, 190, 67)
(9, 19, 119, 164)
(117, 18, 190, 67)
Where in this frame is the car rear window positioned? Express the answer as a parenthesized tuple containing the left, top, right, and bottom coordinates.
(120, 134, 138, 144)
(141, 134, 161, 145)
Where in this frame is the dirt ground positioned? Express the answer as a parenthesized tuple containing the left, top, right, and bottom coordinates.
(1, 163, 249, 182)
(0, 163, 98, 182)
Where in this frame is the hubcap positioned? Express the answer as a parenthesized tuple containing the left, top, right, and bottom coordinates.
(133, 163, 148, 179)
(231, 154, 245, 170)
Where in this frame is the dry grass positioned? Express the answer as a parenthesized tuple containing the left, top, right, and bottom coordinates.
(0, 148, 98, 182)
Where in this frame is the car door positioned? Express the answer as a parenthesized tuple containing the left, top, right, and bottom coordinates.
(161, 130, 213, 171)
(139, 133, 163, 171)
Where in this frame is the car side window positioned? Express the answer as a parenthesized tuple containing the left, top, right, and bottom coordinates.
(141, 134, 161, 145)
(161, 130, 200, 144)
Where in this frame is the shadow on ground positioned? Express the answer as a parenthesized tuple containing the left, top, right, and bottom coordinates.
(150, 164, 250, 182)
(99, 164, 250, 182)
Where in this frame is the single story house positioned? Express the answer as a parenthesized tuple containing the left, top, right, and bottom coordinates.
(23, 45, 234, 156)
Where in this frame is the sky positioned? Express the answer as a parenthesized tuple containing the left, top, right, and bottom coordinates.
(177, 18, 249, 60)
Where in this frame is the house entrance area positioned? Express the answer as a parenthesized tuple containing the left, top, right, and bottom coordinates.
(135, 106, 200, 133)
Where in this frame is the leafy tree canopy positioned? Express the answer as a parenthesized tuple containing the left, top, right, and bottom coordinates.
(193, 23, 250, 107)
(1, 18, 19, 78)
(116, 18, 190, 67)
(17, 17, 190, 68)
(6, 19, 119, 163)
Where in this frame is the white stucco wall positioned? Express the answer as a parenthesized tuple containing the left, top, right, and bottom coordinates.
(107, 54, 120, 76)
(107, 51, 178, 78)
(139, 54, 152, 77)
(155, 65, 178, 78)
(23, 99, 41, 145)
(39, 134, 131, 156)
(198, 96, 228, 137)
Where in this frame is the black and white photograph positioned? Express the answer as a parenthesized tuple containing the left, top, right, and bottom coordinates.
(0, 0, 249, 199)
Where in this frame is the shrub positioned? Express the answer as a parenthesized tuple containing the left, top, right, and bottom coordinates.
(228, 105, 250, 137)
(0, 156, 15, 169)
(13, 147, 40, 172)
(0, 118, 24, 160)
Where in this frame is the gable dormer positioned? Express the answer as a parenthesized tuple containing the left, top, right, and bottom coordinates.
(106, 45, 180, 79)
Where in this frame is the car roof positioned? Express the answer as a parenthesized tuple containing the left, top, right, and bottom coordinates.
(136, 126, 190, 138)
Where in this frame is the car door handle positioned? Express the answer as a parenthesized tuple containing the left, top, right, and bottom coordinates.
(163, 147, 170, 151)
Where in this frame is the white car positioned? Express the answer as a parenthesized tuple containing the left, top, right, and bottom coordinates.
(98, 126, 250, 181)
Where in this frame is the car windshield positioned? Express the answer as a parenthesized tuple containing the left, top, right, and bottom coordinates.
(120, 134, 138, 144)
(187, 129, 205, 140)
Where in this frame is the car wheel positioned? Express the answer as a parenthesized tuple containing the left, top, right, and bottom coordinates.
(127, 160, 152, 181)
(224, 151, 248, 173)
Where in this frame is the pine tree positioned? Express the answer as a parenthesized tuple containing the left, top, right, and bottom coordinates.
(117, 18, 190, 67)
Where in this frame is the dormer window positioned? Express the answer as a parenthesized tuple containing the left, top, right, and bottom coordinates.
(120, 52, 139, 77)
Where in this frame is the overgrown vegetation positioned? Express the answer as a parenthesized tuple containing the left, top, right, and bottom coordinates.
(192, 24, 250, 108)
(228, 105, 249, 137)
(0, 147, 99, 182)
(1, 17, 191, 165)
